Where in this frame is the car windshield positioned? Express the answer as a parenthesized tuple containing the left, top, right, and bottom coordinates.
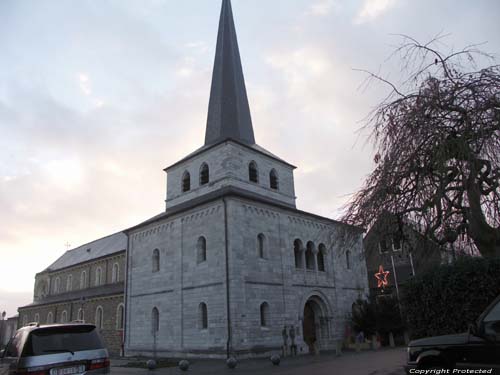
(22, 325, 104, 357)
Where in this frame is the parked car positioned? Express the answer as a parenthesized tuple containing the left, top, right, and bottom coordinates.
(0, 323, 110, 374)
(406, 294, 500, 372)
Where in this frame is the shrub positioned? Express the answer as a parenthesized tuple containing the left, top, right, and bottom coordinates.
(401, 256, 500, 339)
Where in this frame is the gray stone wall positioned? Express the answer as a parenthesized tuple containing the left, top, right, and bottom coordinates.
(165, 141, 296, 209)
(32, 253, 125, 303)
(125, 196, 368, 358)
(125, 201, 228, 358)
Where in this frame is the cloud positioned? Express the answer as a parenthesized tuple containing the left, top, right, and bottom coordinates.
(306, 0, 341, 17)
(355, 0, 398, 24)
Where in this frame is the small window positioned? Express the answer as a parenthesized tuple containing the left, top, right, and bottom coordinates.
(61, 310, 68, 323)
(197, 237, 207, 264)
(80, 271, 87, 289)
(95, 267, 102, 286)
(47, 312, 54, 324)
(379, 239, 389, 254)
(77, 308, 85, 322)
(317, 244, 326, 272)
(23, 315, 28, 327)
(306, 241, 315, 270)
(249, 161, 258, 183)
(67, 275, 73, 292)
(54, 277, 61, 294)
(257, 233, 266, 259)
(182, 171, 191, 192)
(152, 249, 160, 272)
(95, 306, 103, 329)
(346, 250, 351, 270)
(116, 304, 125, 330)
(392, 234, 402, 251)
(112, 263, 119, 283)
(152, 307, 160, 333)
(294, 239, 303, 269)
(270, 169, 279, 190)
(199, 303, 208, 330)
(260, 302, 269, 327)
(200, 163, 210, 185)
(34, 313, 40, 323)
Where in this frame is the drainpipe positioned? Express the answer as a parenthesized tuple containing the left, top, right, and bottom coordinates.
(223, 197, 232, 358)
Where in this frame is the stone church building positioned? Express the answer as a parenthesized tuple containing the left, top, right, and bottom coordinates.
(17, 0, 368, 360)
(17, 233, 127, 356)
(124, 0, 368, 359)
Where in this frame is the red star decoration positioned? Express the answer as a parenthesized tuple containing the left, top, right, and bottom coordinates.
(375, 265, 390, 288)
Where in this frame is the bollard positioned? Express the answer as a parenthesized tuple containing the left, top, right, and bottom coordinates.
(178, 360, 190, 372)
(389, 332, 395, 348)
(226, 357, 237, 369)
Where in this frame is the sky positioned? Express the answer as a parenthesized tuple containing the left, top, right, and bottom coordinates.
(1, 0, 499, 317)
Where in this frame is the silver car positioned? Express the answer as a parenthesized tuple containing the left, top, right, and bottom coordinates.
(0, 323, 110, 375)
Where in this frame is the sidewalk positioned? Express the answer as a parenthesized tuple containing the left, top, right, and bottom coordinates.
(110, 347, 407, 375)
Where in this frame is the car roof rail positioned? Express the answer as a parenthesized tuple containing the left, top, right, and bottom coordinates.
(72, 320, 85, 324)
(28, 322, 40, 327)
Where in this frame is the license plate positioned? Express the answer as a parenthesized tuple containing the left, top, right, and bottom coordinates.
(50, 365, 86, 375)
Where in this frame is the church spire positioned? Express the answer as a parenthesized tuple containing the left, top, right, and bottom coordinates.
(205, 0, 255, 146)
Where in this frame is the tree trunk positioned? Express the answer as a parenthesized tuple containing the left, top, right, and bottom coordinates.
(466, 176, 500, 258)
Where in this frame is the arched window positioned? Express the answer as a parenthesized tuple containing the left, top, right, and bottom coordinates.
(260, 302, 269, 327)
(22, 315, 28, 327)
(199, 303, 208, 330)
(346, 250, 351, 270)
(77, 308, 85, 322)
(54, 277, 61, 294)
(95, 267, 102, 286)
(67, 275, 73, 292)
(182, 171, 191, 192)
(61, 310, 68, 323)
(269, 169, 279, 190)
(257, 233, 266, 259)
(306, 241, 315, 270)
(200, 163, 210, 185)
(34, 313, 40, 323)
(47, 312, 54, 324)
(95, 306, 103, 329)
(152, 249, 160, 272)
(112, 263, 119, 283)
(152, 307, 159, 334)
(294, 239, 303, 269)
(197, 237, 207, 264)
(80, 270, 87, 289)
(317, 244, 326, 272)
(116, 304, 125, 330)
(249, 161, 258, 183)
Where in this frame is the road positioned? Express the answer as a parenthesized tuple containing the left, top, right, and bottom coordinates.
(110, 348, 407, 375)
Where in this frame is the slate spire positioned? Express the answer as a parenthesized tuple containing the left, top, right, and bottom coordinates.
(205, 0, 255, 146)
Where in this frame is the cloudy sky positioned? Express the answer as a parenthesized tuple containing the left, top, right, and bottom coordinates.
(1, 0, 499, 317)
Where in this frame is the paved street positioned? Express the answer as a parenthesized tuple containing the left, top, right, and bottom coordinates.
(110, 348, 407, 375)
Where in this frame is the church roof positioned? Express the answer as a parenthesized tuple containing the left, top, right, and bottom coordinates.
(42, 232, 127, 273)
(205, 0, 255, 146)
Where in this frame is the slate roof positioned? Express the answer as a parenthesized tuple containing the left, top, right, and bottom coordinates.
(43, 232, 127, 273)
(205, 0, 255, 146)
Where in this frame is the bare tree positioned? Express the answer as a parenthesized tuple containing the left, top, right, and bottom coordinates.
(344, 36, 500, 258)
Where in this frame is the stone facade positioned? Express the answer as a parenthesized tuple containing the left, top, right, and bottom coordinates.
(18, 233, 126, 356)
(125, 139, 368, 359)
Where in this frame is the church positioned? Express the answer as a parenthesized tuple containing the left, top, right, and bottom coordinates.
(124, 0, 368, 358)
(18, 0, 368, 359)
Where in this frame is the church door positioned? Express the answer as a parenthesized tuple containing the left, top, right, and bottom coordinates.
(303, 301, 317, 354)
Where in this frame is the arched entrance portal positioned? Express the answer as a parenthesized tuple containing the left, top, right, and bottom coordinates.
(302, 295, 331, 354)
